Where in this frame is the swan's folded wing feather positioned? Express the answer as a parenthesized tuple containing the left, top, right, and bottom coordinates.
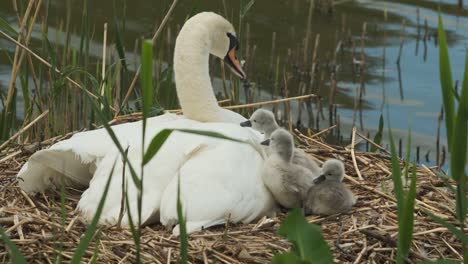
(160, 126, 275, 234)
(17, 113, 182, 194)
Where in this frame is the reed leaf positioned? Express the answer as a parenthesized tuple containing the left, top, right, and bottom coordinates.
(370, 113, 384, 152)
(89, 95, 141, 188)
(124, 177, 141, 258)
(113, 16, 128, 71)
(425, 210, 468, 245)
(0, 17, 18, 37)
(420, 260, 460, 264)
(141, 39, 153, 126)
(275, 208, 333, 263)
(143, 128, 246, 165)
(399, 161, 417, 260)
(271, 252, 305, 264)
(438, 15, 455, 149)
(0, 226, 27, 264)
(240, 0, 255, 18)
(70, 161, 116, 264)
(388, 126, 403, 211)
(449, 52, 468, 183)
(388, 123, 416, 263)
(403, 128, 412, 182)
(177, 173, 188, 264)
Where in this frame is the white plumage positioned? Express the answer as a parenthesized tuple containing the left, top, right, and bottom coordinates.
(17, 12, 275, 235)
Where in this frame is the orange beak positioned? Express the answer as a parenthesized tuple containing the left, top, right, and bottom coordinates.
(224, 48, 247, 80)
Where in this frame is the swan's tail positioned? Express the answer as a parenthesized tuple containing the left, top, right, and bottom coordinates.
(18, 149, 94, 193)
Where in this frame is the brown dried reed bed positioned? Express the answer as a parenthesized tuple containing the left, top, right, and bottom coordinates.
(0, 122, 463, 263)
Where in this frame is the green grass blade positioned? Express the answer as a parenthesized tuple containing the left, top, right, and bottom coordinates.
(419, 260, 460, 264)
(371, 113, 384, 152)
(142, 129, 173, 165)
(177, 174, 188, 264)
(143, 128, 247, 165)
(124, 179, 140, 256)
(271, 252, 305, 264)
(388, 126, 404, 210)
(113, 16, 128, 71)
(388, 122, 407, 264)
(240, 0, 255, 18)
(450, 51, 468, 182)
(425, 210, 468, 245)
(141, 39, 153, 123)
(71, 161, 116, 264)
(0, 17, 18, 37)
(0, 226, 27, 264)
(438, 15, 455, 149)
(403, 128, 412, 182)
(399, 161, 417, 259)
(277, 208, 333, 263)
(89, 96, 141, 187)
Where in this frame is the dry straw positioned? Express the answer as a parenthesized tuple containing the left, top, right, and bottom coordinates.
(0, 122, 463, 263)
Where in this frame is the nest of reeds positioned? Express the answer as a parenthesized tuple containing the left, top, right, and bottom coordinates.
(0, 122, 464, 263)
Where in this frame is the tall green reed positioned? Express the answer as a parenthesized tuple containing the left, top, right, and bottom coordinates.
(435, 15, 467, 263)
(388, 124, 417, 263)
(271, 208, 333, 264)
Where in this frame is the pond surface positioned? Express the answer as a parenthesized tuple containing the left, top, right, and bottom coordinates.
(0, 0, 467, 166)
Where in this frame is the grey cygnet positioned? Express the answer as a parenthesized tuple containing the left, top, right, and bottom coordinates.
(241, 109, 320, 175)
(304, 159, 356, 215)
(261, 129, 315, 209)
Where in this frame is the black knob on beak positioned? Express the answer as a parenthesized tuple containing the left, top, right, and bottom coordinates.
(313, 174, 326, 184)
(240, 120, 252, 127)
(260, 139, 270, 146)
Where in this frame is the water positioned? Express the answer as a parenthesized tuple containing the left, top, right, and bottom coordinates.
(1, 0, 467, 166)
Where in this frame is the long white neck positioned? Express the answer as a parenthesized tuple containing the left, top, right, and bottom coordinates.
(174, 24, 224, 122)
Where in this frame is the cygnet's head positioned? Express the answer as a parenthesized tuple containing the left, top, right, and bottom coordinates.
(314, 159, 345, 184)
(261, 129, 294, 161)
(240, 109, 278, 136)
(179, 12, 246, 79)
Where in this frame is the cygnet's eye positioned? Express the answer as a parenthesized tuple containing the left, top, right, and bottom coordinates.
(327, 173, 332, 176)
(253, 120, 257, 123)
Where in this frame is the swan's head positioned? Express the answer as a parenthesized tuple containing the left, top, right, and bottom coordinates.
(314, 159, 345, 184)
(240, 109, 278, 135)
(261, 129, 294, 161)
(181, 12, 246, 79)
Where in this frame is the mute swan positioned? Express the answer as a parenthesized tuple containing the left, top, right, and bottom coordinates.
(304, 159, 356, 215)
(241, 109, 320, 175)
(260, 129, 315, 209)
(17, 12, 274, 234)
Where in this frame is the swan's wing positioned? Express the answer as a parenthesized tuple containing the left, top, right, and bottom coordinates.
(160, 126, 275, 235)
(17, 113, 182, 194)
(77, 120, 263, 226)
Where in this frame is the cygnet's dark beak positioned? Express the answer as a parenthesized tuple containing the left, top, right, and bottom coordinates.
(260, 139, 270, 146)
(240, 120, 252, 127)
(313, 174, 326, 184)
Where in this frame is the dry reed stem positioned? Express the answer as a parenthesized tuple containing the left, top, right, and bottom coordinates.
(0, 110, 49, 151)
(100, 23, 108, 104)
(0, 30, 103, 104)
(350, 127, 364, 180)
(5, 0, 35, 113)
